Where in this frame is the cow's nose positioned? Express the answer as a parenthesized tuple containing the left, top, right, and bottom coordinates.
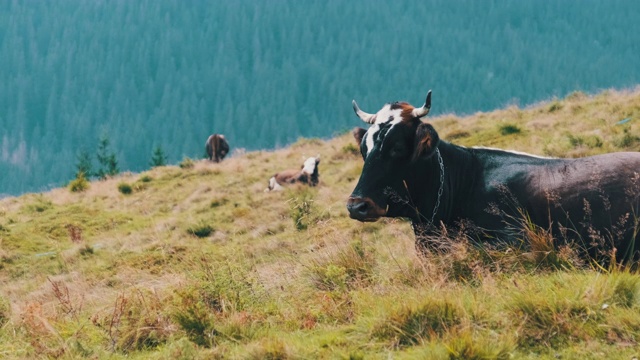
(347, 196, 382, 221)
(347, 197, 369, 218)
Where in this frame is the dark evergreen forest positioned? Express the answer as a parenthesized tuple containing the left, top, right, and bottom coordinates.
(1, 0, 639, 196)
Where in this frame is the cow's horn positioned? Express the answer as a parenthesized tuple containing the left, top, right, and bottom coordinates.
(352, 100, 376, 124)
(411, 90, 432, 118)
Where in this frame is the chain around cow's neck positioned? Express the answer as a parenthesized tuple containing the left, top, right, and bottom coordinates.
(402, 147, 444, 226)
(429, 147, 445, 226)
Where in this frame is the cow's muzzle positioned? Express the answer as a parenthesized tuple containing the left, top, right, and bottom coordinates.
(347, 196, 387, 222)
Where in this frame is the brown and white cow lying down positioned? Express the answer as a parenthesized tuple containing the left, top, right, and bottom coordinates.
(347, 90, 640, 264)
(205, 134, 229, 163)
(266, 156, 320, 191)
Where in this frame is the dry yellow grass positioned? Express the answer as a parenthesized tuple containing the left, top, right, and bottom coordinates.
(0, 87, 639, 359)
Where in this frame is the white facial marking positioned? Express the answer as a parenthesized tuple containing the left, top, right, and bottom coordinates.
(364, 124, 379, 156)
(364, 105, 404, 156)
(373, 105, 404, 126)
(301, 157, 318, 174)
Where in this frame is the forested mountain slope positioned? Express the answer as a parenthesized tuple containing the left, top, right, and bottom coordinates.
(1, 1, 639, 195)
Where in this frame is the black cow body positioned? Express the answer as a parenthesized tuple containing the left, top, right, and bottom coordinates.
(347, 91, 640, 262)
(205, 134, 229, 163)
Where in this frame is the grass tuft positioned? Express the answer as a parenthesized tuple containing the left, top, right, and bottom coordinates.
(288, 188, 317, 231)
(79, 244, 94, 256)
(308, 241, 375, 291)
(117, 182, 133, 195)
(373, 299, 463, 347)
(91, 290, 175, 353)
(187, 221, 214, 238)
(68, 173, 90, 192)
(548, 100, 563, 112)
(179, 157, 195, 169)
(567, 133, 603, 149)
(499, 123, 522, 136)
(509, 284, 603, 348)
(520, 214, 574, 270)
(247, 338, 291, 360)
(610, 272, 640, 307)
(614, 127, 640, 148)
(210, 197, 229, 208)
(446, 333, 513, 360)
(341, 143, 360, 156)
(172, 285, 218, 347)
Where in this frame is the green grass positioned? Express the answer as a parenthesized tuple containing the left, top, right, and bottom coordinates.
(0, 88, 640, 358)
(186, 221, 215, 238)
(499, 123, 522, 135)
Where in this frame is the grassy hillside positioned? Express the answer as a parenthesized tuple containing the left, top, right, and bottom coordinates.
(1, 88, 640, 359)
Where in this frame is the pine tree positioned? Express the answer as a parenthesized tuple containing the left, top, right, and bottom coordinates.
(75, 149, 93, 178)
(106, 153, 119, 177)
(96, 134, 119, 179)
(150, 145, 167, 167)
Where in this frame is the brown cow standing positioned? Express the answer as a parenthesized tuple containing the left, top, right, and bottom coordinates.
(265, 156, 320, 191)
(205, 134, 229, 163)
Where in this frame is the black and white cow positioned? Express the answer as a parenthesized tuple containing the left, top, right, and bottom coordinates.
(266, 156, 321, 191)
(347, 90, 640, 263)
(205, 134, 229, 163)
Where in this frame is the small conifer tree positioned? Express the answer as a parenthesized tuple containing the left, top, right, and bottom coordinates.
(75, 149, 94, 178)
(150, 145, 168, 167)
(69, 172, 89, 192)
(96, 134, 119, 179)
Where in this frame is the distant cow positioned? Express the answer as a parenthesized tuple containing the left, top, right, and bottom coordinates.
(205, 134, 229, 163)
(347, 90, 640, 263)
(266, 156, 320, 191)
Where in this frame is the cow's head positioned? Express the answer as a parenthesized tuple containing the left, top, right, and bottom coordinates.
(346, 90, 439, 222)
(301, 156, 320, 174)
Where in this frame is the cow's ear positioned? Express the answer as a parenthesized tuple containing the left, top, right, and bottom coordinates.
(412, 123, 440, 161)
(352, 127, 367, 145)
